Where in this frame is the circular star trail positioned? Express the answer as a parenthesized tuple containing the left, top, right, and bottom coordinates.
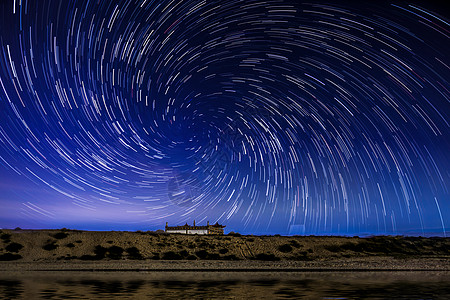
(0, 0, 448, 234)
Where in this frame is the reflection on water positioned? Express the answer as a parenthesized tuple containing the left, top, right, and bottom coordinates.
(1, 271, 449, 299)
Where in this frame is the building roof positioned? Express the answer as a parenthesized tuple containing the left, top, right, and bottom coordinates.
(165, 221, 225, 229)
(211, 222, 226, 228)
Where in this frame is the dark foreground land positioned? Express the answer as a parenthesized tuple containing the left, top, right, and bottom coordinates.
(1, 229, 449, 271)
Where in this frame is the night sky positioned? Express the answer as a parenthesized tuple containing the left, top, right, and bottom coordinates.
(0, 0, 448, 235)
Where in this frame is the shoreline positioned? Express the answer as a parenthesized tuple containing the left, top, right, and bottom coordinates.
(2, 257, 450, 272)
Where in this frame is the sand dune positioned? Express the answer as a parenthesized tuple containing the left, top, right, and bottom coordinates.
(1, 229, 449, 270)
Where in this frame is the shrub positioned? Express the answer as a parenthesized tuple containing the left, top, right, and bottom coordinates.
(207, 253, 220, 260)
(5, 242, 23, 253)
(278, 244, 293, 253)
(255, 253, 280, 261)
(324, 245, 341, 252)
(195, 250, 208, 259)
(228, 232, 241, 237)
(1, 234, 11, 241)
(108, 246, 124, 260)
(0, 253, 22, 261)
(79, 245, 127, 260)
(80, 255, 101, 260)
(43, 242, 58, 251)
(219, 248, 229, 254)
(198, 242, 211, 249)
(179, 250, 189, 258)
(222, 254, 240, 260)
(294, 251, 311, 261)
(290, 240, 301, 248)
(162, 251, 182, 260)
(341, 241, 394, 254)
(94, 245, 108, 258)
(187, 254, 197, 260)
(57, 255, 77, 261)
(53, 232, 68, 239)
(340, 242, 365, 252)
(126, 247, 144, 260)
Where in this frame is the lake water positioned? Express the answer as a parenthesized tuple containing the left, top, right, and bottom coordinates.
(1, 271, 449, 299)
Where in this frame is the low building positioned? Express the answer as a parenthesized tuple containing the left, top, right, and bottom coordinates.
(165, 221, 225, 235)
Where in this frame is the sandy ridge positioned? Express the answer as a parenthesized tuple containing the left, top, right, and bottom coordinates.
(1, 229, 449, 271)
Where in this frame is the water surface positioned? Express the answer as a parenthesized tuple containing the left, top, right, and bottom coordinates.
(1, 271, 449, 299)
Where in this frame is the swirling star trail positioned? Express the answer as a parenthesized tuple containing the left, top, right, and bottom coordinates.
(0, 0, 448, 235)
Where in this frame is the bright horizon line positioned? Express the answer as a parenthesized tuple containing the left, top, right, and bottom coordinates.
(2, 226, 448, 238)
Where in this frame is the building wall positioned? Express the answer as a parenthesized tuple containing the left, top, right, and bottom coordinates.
(208, 228, 224, 235)
(187, 229, 208, 235)
(165, 224, 224, 235)
(166, 229, 209, 234)
(165, 229, 187, 234)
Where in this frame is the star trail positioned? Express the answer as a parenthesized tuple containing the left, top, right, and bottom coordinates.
(0, 0, 448, 235)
